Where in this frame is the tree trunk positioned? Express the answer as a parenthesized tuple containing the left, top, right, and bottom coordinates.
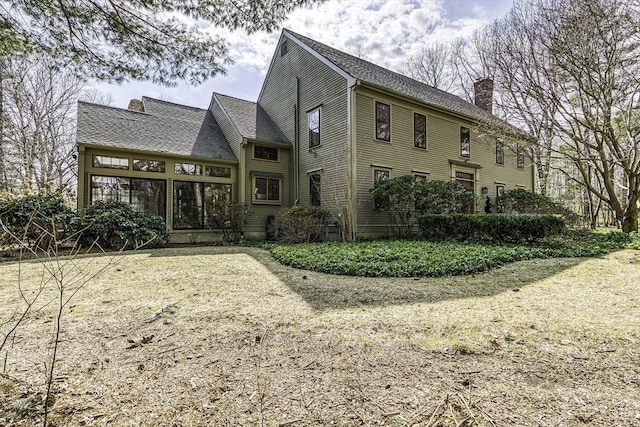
(622, 204, 638, 233)
(0, 58, 6, 192)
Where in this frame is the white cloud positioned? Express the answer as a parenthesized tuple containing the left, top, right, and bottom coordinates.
(93, 0, 513, 109)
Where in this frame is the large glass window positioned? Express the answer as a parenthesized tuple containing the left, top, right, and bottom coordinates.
(414, 113, 426, 149)
(92, 155, 128, 170)
(172, 181, 231, 229)
(308, 108, 321, 148)
(90, 175, 166, 219)
(460, 127, 470, 158)
(375, 101, 391, 141)
(205, 166, 231, 178)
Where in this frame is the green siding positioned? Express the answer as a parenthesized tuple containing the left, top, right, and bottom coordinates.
(259, 34, 350, 227)
(210, 100, 243, 160)
(353, 89, 534, 237)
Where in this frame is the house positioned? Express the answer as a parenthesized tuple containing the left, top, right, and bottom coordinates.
(76, 29, 534, 242)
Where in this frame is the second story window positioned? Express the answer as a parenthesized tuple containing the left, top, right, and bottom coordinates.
(254, 145, 279, 161)
(460, 126, 470, 158)
(496, 139, 504, 165)
(375, 101, 391, 141)
(517, 144, 525, 169)
(308, 108, 321, 148)
(414, 113, 426, 149)
(280, 39, 288, 56)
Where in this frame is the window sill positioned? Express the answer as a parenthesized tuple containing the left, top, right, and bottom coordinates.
(413, 146, 428, 151)
(252, 200, 282, 206)
(374, 138, 391, 143)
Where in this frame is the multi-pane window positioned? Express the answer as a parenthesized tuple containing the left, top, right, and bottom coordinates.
(517, 144, 525, 169)
(414, 113, 427, 149)
(460, 127, 470, 158)
(174, 162, 203, 175)
(280, 40, 288, 56)
(133, 159, 165, 173)
(455, 171, 475, 213)
(91, 175, 166, 219)
(205, 166, 231, 178)
(496, 139, 504, 165)
(172, 181, 231, 229)
(310, 173, 321, 206)
(375, 101, 391, 141)
(373, 169, 390, 210)
(254, 145, 279, 161)
(254, 177, 281, 202)
(308, 108, 321, 148)
(92, 155, 128, 170)
(414, 174, 428, 183)
(496, 185, 505, 197)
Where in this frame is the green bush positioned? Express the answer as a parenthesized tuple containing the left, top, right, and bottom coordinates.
(275, 205, 330, 243)
(370, 175, 419, 237)
(415, 180, 475, 214)
(0, 192, 76, 250)
(496, 189, 579, 224)
(418, 214, 566, 243)
(206, 201, 246, 243)
(78, 201, 168, 249)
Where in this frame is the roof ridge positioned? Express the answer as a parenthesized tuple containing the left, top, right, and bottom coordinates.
(141, 96, 207, 111)
(77, 100, 151, 116)
(212, 92, 257, 105)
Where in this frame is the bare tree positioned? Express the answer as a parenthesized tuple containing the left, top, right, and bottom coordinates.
(404, 42, 456, 92)
(2, 55, 83, 195)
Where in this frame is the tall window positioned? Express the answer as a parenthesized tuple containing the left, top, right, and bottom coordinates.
(373, 169, 390, 210)
(455, 171, 475, 213)
(254, 145, 279, 161)
(254, 177, 281, 203)
(280, 39, 288, 56)
(496, 139, 504, 165)
(308, 108, 321, 148)
(460, 127, 470, 158)
(375, 101, 391, 141)
(517, 144, 525, 169)
(310, 173, 321, 206)
(172, 181, 231, 229)
(414, 113, 426, 149)
(91, 175, 166, 219)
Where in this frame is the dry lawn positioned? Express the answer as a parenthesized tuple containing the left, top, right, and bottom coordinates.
(0, 246, 639, 426)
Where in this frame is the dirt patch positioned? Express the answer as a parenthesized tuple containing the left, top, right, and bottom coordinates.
(1, 247, 639, 426)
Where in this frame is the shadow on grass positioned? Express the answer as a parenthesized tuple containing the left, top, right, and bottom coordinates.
(244, 248, 591, 311)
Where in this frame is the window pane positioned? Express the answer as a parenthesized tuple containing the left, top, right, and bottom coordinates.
(91, 175, 129, 202)
(131, 179, 166, 219)
(174, 162, 202, 175)
(414, 113, 426, 149)
(495, 139, 504, 165)
(205, 166, 231, 178)
(309, 109, 321, 148)
(254, 145, 278, 161)
(310, 174, 321, 206)
(173, 181, 204, 229)
(92, 155, 128, 170)
(376, 102, 391, 141)
(268, 179, 280, 201)
(133, 159, 166, 173)
(517, 144, 525, 169)
(373, 169, 390, 210)
(204, 183, 232, 228)
(460, 127, 470, 157)
(255, 177, 268, 200)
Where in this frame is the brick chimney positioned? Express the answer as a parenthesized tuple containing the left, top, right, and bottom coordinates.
(474, 78, 493, 114)
(127, 98, 144, 112)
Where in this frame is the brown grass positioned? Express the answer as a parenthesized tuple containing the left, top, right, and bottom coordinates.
(1, 246, 639, 426)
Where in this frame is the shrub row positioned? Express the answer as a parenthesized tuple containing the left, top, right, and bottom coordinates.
(418, 213, 566, 243)
(0, 194, 168, 250)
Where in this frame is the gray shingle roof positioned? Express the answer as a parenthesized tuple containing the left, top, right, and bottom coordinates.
(76, 98, 237, 162)
(213, 93, 289, 144)
(286, 30, 525, 136)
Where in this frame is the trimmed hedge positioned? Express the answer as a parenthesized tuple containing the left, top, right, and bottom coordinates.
(418, 214, 566, 243)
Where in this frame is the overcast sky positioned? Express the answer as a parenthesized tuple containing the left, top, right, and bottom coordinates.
(91, 0, 514, 109)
